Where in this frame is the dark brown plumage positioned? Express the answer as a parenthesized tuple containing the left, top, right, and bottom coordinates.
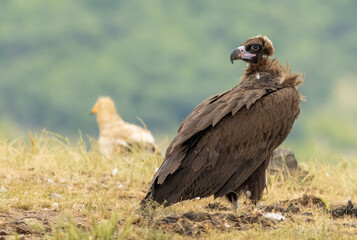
(142, 35, 303, 208)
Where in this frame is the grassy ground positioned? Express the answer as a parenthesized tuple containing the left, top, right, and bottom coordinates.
(0, 131, 356, 239)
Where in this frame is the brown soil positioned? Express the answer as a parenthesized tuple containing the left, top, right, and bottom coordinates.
(153, 195, 357, 237)
(264, 194, 326, 214)
(330, 200, 357, 218)
(1, 195, 356, 238)
(0, 209, 57, 239)
(155, 211, 278, 237)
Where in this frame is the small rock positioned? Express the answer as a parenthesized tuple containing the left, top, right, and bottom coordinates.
(269, 148, 298, 172)
(263, 212, 285, 221)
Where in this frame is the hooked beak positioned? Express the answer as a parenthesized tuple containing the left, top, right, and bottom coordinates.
(90, 107, 98, 115)
(230, 46, 256, 64)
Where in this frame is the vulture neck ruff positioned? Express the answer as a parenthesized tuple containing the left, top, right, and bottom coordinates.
(241, 58, 289, 84)
(243, 58, 284, 80)
(242, 57, 303, 91)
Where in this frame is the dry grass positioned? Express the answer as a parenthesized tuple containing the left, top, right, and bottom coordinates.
(0, 130, 356, 239)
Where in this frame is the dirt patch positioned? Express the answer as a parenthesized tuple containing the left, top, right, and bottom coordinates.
(205, 202, 230, 211)
(156, 211, 278, 236)
(2, 195, 357, 238)
(0, 209, 57, 239)
(330, 200, 357, 218)
(264, 194, 357, 219)
(154, 194, 345, 236)
(264, 194, 326, 214)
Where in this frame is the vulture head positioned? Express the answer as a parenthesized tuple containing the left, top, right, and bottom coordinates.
(91, 96, 123, 129)
(230, 35, 274, 65)
(90, 96, 119, 118)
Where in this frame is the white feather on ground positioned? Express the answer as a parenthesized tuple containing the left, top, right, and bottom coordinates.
(91, 96, 157, 157)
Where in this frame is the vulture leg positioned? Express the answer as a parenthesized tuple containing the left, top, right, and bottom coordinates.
(225, 157, 270, 209)
(240, 157, 270, 204)
(226, 192, 239, 209)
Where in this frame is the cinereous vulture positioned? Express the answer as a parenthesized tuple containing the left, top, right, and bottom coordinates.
(142, 35, 303, 208)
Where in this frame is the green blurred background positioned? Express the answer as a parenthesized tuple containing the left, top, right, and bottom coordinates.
(1, 0, 357, 158)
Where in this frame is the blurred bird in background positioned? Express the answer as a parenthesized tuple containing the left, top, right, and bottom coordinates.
(90, 96, 157, 157)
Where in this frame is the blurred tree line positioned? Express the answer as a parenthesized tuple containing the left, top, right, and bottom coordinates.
(1, 0, 357, 154)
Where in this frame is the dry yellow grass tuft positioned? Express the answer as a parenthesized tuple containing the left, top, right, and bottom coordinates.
(0, 130, 356, 239)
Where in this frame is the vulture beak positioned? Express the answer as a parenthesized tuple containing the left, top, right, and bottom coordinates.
(90, 107, 98, 115)
(230, 46, 256, 64)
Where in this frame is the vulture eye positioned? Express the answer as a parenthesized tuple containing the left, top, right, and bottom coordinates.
(251, 44, 260, 51)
